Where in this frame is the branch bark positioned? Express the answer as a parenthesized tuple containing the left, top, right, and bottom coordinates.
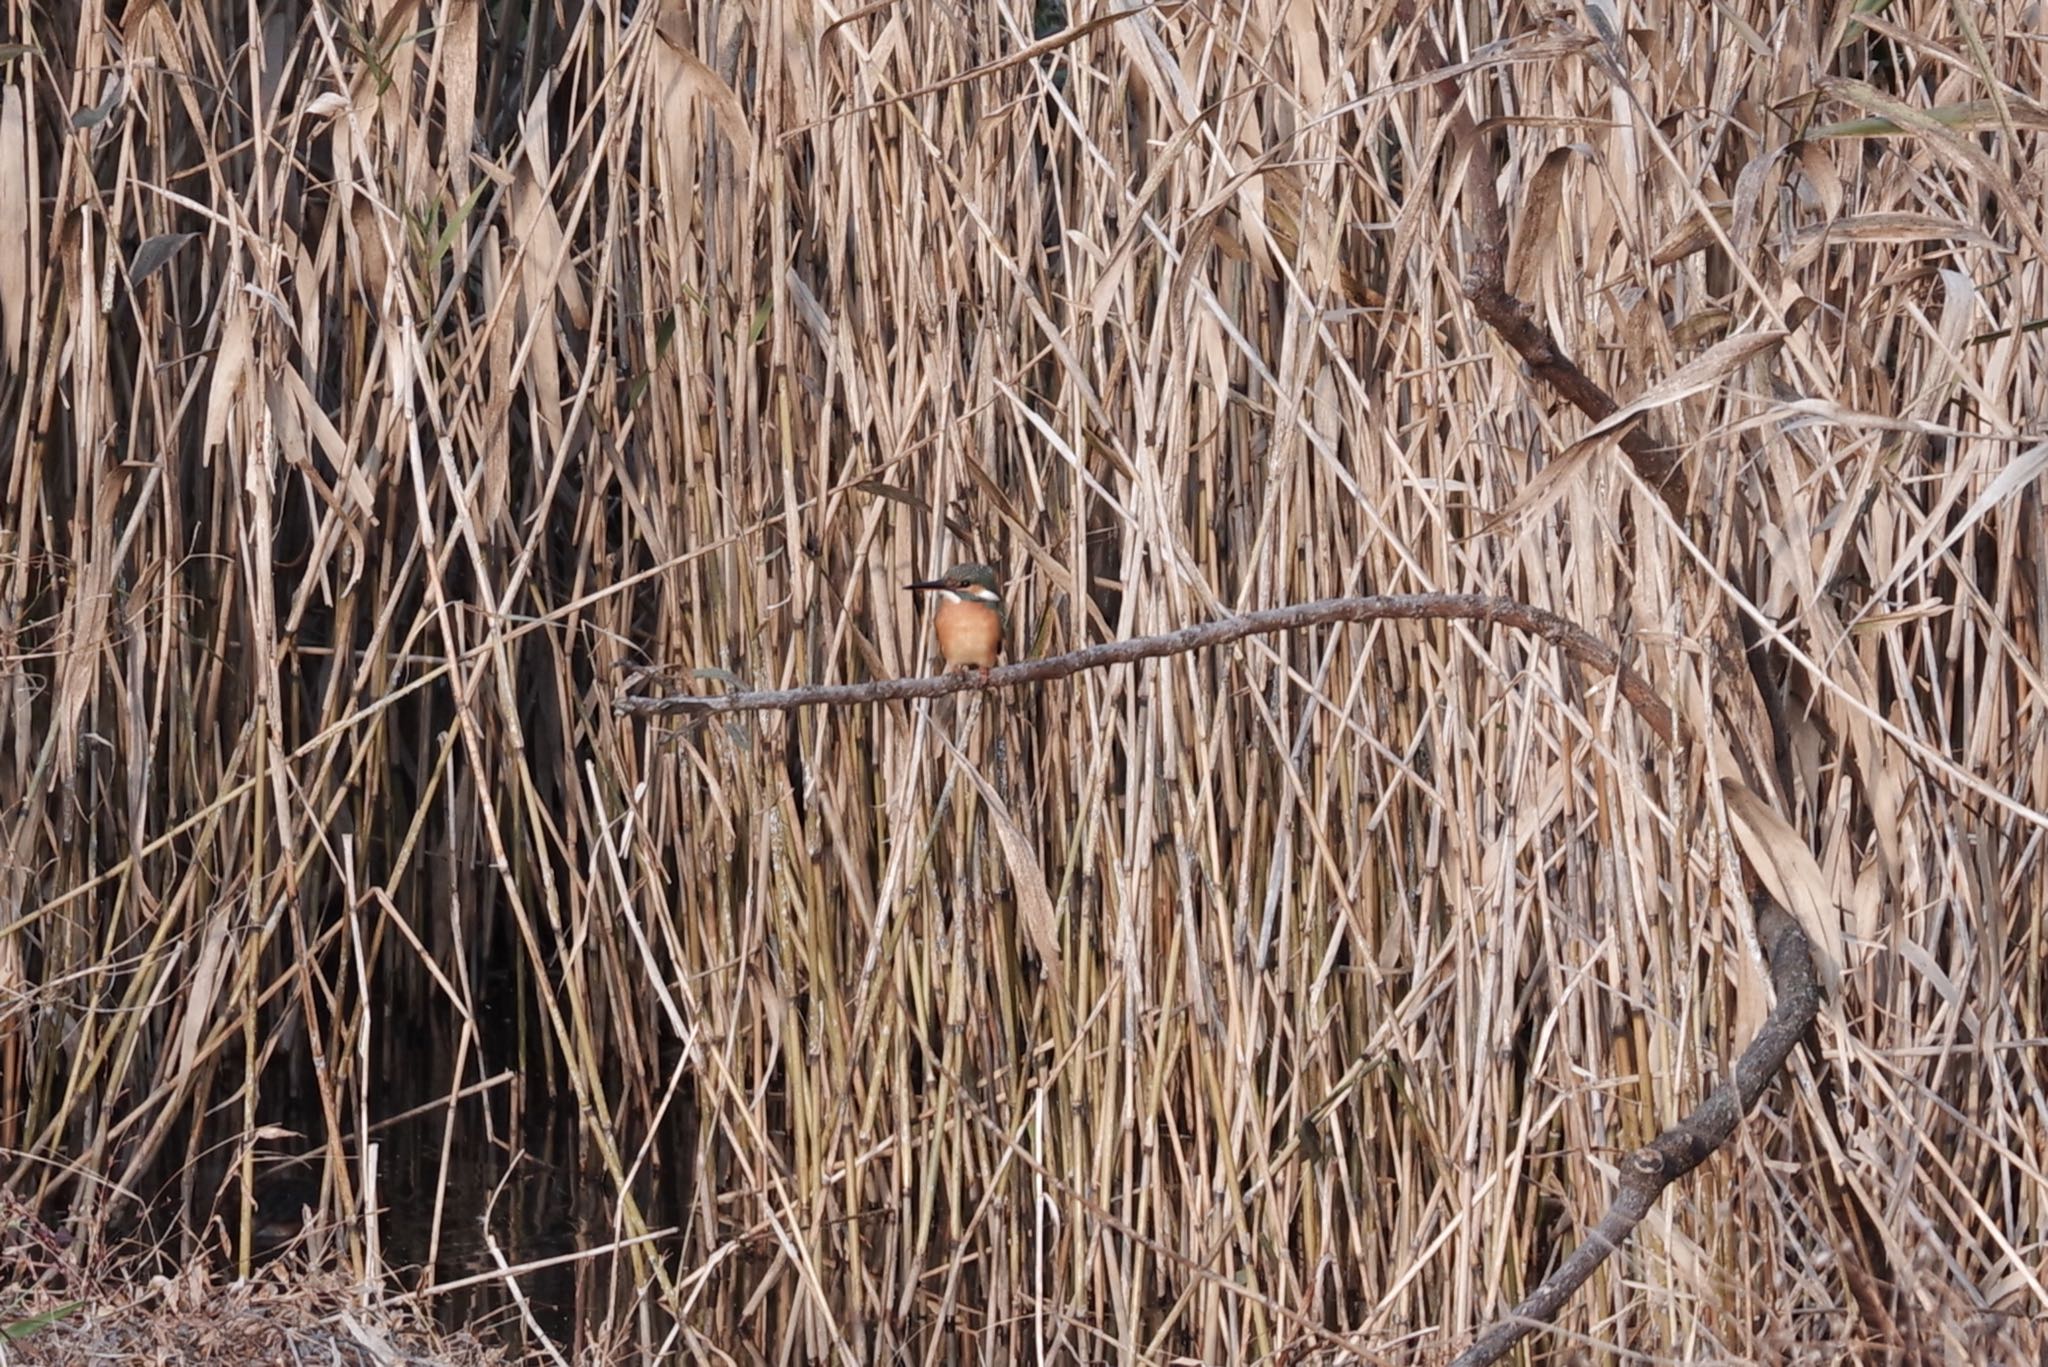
(1404, 7, 1691, 515)
(611, 592, 1673, 743)
(1449, 896, 1820, 1367)
(1393, 10, 1822, 1359)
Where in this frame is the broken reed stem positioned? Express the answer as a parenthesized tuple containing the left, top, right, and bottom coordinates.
(1450, 896, 1820, 1367)
(611, 591, 1675, 743)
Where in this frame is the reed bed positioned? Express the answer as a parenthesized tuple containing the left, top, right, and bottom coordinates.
(3, 0, 2046, 1362)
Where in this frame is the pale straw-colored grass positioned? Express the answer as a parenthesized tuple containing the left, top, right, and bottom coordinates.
(2, 0, 2045, 1361)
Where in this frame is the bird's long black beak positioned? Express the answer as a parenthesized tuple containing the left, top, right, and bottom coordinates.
(904, 580, 947, 593)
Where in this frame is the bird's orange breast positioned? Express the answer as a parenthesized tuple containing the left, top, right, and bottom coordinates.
(933, 598, 1003, 671)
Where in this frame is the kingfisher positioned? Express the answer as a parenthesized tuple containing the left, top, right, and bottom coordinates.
(905, 562, 1006, 678)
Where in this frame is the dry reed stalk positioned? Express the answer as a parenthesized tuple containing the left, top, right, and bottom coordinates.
(2, 0, 2045, 1363)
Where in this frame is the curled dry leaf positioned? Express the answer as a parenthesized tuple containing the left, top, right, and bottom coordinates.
(652, 0, 756, 185)
(1650, 202, 1731, 267)
(934, 725, 1068, 1001)
(1791, 139, 1843, 218)
(983, 796, 1067, 994)
(1506, 146, 1574, 298)
(202, 306, 254, 457)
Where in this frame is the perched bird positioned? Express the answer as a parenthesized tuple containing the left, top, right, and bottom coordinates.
(905, 562, 1006, 677)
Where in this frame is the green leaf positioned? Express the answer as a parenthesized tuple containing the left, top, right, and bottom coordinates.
(4, 1301, 84, 1341)
(426, 179, 492, 277)
(1811, 100, 2048, 139)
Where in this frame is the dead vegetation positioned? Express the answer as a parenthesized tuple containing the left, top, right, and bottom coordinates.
(2, 1187, 508, 1367)
(3, 0, 2047, 1362)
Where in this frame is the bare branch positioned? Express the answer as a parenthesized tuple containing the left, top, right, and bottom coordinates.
(611, 592, 1673, 743)
(1399, 3, 1691, 511)
(1451, 896, 1820, 1366)
(1399, 22, 1823, 1363)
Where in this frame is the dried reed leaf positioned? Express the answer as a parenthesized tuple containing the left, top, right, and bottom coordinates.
(280, 365, 375, 519)
(1867, 439, 2048, 608)
(1646, 202, 1728, 266)
(1810, 98, 2048, 138)
(1847, 716, 1904, 877)
(1728, 144, 1783, 262)
(1790, 211, 2005, 255)
(1583, 327, 1787, 441)
(1816, 78, 2032, 248)
(1668, 308, 1731, 347)
(938, 727, 1066, 996)
(443, 0, 479, 206)
(1488, 329, 1788, 530)
(269, 372, 372, 590)
(1941, 439, 2048, 555)
(176, 916, 235, 1077)
(984, 795, 1066, 992)
(479, 223, 513, 522)
(1722, 779, 1844, 995)
(508, 166, 566, 445)
(52, 527, 113, 771)
(348, 197, 393, 311)
(0, 84, 25, 367)
(652, 0, 755, 184)
(1790, 140, 1842, 218)
(202, 305, 254, 456)
(1282, 0, 1325, 109)
(1506, 146, 1573, 298)
(269, 373, 308, 475)
(127, 232, 197, 287)
(511, 86, 589, 329)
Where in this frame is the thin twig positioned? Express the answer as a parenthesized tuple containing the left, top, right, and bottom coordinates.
(611, 592, 1674, 743)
